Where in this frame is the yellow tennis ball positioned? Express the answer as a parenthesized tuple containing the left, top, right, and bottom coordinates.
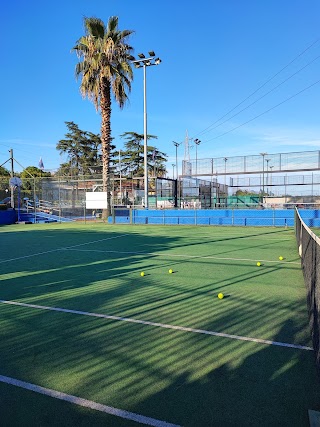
(217, 293, 224, 299)
(279, 256, 283, 261)
(168, 269, 173, 274)
(140, 271, 145, 277)
(257, 262, 261, 267)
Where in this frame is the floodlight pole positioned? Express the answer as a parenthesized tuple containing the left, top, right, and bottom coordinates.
(130, 52, 161, 209)
(172, 163, 175, 179)
(143, 64, 148, 208)
(173, 141, 181, 180)
(194, 139, 201, 176)
(224, 158, 228, 207)
(269, 165, 274, 193)
(9, 149, 14, 208)
(265, 159, 270, 197)
(119, 150, 122, 204)
(260, 152, 267, 203)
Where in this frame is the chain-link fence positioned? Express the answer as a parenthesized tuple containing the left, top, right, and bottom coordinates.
(295, 208, 320, 373)
(1, 174, 320, 224)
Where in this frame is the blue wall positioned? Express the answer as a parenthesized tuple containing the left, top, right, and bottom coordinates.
(109, 209, 320, 227)
(0, 210, 17, 225)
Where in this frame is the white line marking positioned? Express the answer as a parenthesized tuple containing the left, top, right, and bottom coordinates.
(0, 234, 129, 264)
(0, 300, 312, 351)
(0, 375, 180, 427)
(63, 248, 301, 265)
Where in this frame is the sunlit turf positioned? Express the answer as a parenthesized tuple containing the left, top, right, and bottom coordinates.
(0, 223, 319, 426)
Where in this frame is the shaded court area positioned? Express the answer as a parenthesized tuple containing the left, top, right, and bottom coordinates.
(0, 223, 319, 426)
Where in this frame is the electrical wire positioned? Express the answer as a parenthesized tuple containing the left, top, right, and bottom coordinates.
(198, 54, 320, 138)
(192, 37, 320, 139)
(203, 78, 320, 143)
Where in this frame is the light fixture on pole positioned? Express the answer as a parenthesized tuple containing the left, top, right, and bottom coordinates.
(129, 51, 162, 209)
(194, 139, 201, 176)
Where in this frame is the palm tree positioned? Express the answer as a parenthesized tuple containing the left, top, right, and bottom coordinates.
(73, 16, 134, 217)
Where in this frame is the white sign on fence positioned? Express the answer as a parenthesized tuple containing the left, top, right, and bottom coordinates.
(86, 192, 108, 209)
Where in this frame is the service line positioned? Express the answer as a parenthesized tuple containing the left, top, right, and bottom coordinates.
(0, 300, 312, 351)
(0, 375, 180, 427)
(0, 234, 130, 264)
(63, 248, 301, 265)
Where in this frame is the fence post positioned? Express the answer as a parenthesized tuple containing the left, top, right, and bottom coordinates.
(273, 208, 275, 227)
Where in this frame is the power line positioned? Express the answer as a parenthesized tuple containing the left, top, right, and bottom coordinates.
(198, 54, 320, 137)
(193, 37, 320, 138)
(203, 78, 320, 142)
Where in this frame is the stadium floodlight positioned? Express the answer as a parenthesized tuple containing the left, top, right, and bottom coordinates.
(148, 51, 155, 57)
(138, 53, 145, 59)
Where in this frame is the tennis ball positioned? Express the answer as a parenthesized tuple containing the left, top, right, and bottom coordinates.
(217, 292, 224, 299)
(168, 269, 173, 274)
(256, 262, 261, 267)
(279, 256, 283, 261)
(140, 271, 145, 277)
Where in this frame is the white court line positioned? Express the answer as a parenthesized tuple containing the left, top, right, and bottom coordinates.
(0, 375, 180, 427)
(0, 234, 129, 264)
(0, 300, 312, 351)
(63, 248, 301, 265)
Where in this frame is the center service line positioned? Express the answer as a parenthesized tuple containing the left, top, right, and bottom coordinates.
(0, 375, 180, 427)
(0, 300, 313, 351)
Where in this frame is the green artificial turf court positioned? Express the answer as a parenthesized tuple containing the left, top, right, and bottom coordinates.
(0, 222, 319, 426)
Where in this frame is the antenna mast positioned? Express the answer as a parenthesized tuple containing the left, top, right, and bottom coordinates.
(184, 130, 190, 162)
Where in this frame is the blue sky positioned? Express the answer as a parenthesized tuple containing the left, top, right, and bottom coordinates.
(1, 0, 320, 174)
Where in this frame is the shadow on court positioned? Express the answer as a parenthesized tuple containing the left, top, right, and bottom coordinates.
(0, 225, 319, 425)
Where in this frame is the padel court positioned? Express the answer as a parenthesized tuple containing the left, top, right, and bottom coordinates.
(0, 223, 319, 426)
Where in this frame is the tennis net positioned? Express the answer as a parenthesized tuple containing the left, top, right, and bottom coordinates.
(295, 207, 320, 371)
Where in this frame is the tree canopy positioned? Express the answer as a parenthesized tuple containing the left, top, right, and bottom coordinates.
(56, 121, 117, 177)
(0, 166, 10, 177)
(119, 132, 167, 180)
(20, 167, 51, 179)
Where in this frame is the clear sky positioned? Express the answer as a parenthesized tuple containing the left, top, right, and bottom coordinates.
(1, 0, 320, 174)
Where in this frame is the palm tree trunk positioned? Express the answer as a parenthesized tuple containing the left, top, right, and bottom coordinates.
(100, 76, 112, 219)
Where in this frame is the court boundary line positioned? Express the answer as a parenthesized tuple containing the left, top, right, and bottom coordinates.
(0, 234, 130, 264)
(0, 300, 312, 351)
(63, 248, 301, 265)
(0, 375, 180, 427)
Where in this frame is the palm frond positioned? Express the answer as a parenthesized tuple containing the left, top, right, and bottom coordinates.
(84, 17, 105, 38)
